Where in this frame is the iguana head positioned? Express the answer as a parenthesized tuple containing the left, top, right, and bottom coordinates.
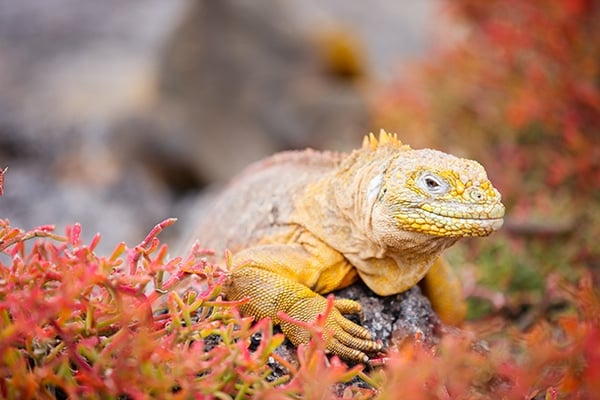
(363, 131, 505, 242)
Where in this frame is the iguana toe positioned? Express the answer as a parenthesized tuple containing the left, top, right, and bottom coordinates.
(333, 298, 363, 315)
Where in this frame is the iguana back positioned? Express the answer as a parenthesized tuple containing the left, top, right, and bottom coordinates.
(188, 149, 342, 254)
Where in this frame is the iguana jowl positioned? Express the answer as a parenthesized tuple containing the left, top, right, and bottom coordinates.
(185, 130, 505, 362)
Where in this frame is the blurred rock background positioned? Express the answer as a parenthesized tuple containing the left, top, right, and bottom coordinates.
(0, 0, 437, 253)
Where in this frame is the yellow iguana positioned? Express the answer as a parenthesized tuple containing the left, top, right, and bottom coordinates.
(184, 130, 505, 362)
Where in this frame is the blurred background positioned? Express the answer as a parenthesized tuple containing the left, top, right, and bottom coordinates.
(0, 0, 437, 251)
(0, 0, 598, 321)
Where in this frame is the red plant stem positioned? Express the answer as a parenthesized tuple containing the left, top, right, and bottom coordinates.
(128, 218, 177, 275)
(0, 166, 6, 196)
(146, 269, 189, 304)
(0, 227, 64, 252)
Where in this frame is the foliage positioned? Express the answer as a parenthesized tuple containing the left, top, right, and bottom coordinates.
(1, 219, 599, 399)
(0, 219, 368, 399)
(378, 274, 600, 400)
(377, 0, 600, 193)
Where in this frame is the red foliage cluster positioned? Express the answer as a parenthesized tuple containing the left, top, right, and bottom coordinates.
(376, 0, 600, 197)
(0, 219, 372, 399)
(1, 218, 599, 398)
(0, 219, 229, 398)
(379, 275, 600, 399)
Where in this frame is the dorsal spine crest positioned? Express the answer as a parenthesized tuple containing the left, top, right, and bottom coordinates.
(362, 129, 411, 151)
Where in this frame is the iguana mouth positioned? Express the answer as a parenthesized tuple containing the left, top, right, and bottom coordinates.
(397, 202, 505, 237)
(419, 202, 505, 221)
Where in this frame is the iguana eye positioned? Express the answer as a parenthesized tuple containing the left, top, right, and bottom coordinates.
(417, 172, 449, 195)
(425, 177, 439, 189)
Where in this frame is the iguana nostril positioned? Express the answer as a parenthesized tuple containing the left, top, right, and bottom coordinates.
(470, 188, 485, 201)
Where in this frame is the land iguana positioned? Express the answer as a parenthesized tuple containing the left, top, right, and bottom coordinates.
(183, 130, 505, 362)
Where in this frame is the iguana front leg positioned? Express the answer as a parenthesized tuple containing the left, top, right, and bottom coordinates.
(226, 237, 381, 362)
(421, 257, 467, 326)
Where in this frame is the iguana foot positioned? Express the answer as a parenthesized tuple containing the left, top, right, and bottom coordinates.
(228, 266, 381, 363)
(280, 295, 382, 363)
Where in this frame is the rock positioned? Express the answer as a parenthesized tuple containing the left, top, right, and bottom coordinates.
(152, 0, 369, 182)
(335, 282, 440, 348)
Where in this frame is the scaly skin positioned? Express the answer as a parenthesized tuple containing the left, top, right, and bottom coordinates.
(184, 130, 505, 362)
